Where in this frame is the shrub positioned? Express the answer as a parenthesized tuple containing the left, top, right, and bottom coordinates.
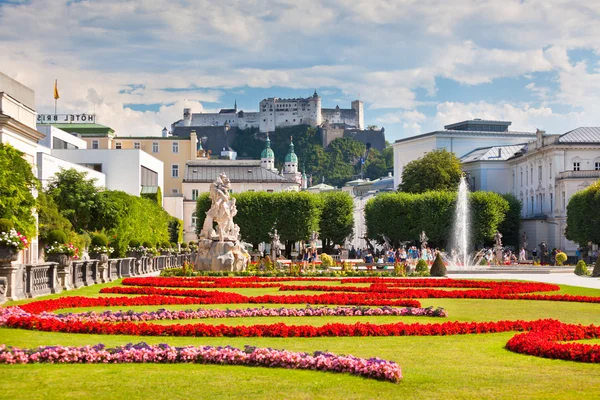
(0, 218, 14, 233)
(394, 262, 406, 277)
(129, 239, 141, 248)
(91, 233, 108, 247)
(189, 241, 197, 246)
(161, 241, 171, 249)
(430, 253, 447, 277)
(180, 242, 188, 249)
(142, 241, 153, 249)
(415, 259, 428, 273)
(320, 253, 334, 267)
(47, 230, 67, 245)
(593, 256, 600, 278)
(555, 252, 568, 266)
(574, 260, 589, 276)
(170, 242, 177, 249)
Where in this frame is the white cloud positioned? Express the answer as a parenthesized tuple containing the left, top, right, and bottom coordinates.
(0, 0, 599, 137)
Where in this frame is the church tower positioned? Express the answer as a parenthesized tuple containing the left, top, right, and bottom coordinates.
(283, 136, 301, 185)
(260, 132, 275, 171)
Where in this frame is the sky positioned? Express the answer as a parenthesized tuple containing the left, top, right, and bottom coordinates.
(1, 0, 599, 142)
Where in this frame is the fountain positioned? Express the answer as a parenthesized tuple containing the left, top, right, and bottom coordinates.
(445, 176, 485, 270)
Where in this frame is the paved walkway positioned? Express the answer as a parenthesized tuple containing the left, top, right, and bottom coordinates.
(448, 272, 600, 289)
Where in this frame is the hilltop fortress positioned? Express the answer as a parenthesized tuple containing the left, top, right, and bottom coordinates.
(170, 91, 385, 152)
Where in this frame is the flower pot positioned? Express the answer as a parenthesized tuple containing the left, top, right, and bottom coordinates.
(46, 252, 71, 267)
(90, 253, 109, 263)
(0, 245, 19, 264)
(127, 251, 145, 259)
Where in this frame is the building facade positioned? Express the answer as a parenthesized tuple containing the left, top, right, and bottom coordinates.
(392, 119, 536, 190)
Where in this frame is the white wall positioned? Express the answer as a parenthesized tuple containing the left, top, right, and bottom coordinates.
(37, 125, 87, 149)
(462, 161, 513, 193)
(51, 149, 164, 199)
(0, 92, 36, 129)
(36, 152, 106, 189)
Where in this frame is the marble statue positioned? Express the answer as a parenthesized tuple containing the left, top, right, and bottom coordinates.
(195, 173, 249, 272)
(269, 229, 282, 261)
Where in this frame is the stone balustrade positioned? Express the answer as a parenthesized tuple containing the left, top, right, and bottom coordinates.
(0, 253, 195, 303)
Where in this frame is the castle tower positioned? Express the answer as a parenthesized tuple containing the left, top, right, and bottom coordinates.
(260, 132, 275, 171)
(351, 100, 364, 130)
(310, 90, 322, 126)
(234, 99, 238, 113)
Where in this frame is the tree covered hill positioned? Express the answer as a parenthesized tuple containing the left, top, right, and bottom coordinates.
(232, 125, 393, 187)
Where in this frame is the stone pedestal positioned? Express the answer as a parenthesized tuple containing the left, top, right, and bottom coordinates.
(0, 248, 26, 301)
(195, 239, 249, 272)
(90, 253, 109, 283)
(127, 251, 144, 276)
(47, 253, 73, 290)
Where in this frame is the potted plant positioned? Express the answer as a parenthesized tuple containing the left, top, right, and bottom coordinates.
(89, 233, 113, 263)
(159, 240, 172, 256)
(45, 230, 78, 265)
(127, 239, 145, 259)
(0, 219, 28, 263)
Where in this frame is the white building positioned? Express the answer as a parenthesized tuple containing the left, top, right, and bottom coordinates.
(393, 119, 536, 190)
(174, 91, 364, 133)
(460, 128, 600, 255)
(0, 72, 45, 263)
(51, 149, 164, 200)
(508, 128, 600, 255)
(35, 125, 106, 189)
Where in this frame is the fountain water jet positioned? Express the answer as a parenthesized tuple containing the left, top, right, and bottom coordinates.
(445, 176, 484, 270)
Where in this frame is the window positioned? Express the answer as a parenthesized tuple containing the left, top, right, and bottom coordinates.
(562, 191, 566, 210)
(52, 137, 78, 149)
(595, 162, 600, 171)
(172, 188, 179, 194)
(134, 142, 140, 149)
(152, 142, 159, 153)
(172, 164, 179, 178)
(92, 140, 99, 149)
(191, 189, 198, 200)
(538, 166, 542, 181)
(531, 196, 534, 215)
(115, 142, 122, 149)
(191, 212, 197, 228)
(550, 193, 553, 212)
(140, 166, 158, 187)
(520, 170, 523, 187)
(549, 162, 552, 178)
(573, 162, 580, 171)
(172, 142, 179, 153)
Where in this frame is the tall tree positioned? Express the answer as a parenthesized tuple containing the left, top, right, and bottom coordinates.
(497, 193, 522, 249)
(45, 169, 100, 232)
(399, 149, 463, 193)
(0, 143, 39, 237)
(319, 192, 354, 253)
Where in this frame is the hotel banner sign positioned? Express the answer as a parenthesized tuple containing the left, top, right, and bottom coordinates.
(37, 114, 96, 124)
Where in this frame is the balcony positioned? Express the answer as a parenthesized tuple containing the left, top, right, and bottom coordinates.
(556, 170, 600, 180)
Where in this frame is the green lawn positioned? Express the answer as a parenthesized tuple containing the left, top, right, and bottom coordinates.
(1, 279, 599, 399)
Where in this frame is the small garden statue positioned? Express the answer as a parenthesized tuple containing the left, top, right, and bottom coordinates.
(269, 229, 282, 261)
(419, 231, 428, 250)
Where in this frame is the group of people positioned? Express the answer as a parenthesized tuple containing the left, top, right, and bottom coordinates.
(349, 246, 440, 265)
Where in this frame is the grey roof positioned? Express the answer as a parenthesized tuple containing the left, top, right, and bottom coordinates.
(460, 144, 526, 163)
(170, 125, 237, 155)
(394, 129, 536, 144)
(558, 127, 600, 143)
(184, 160, 297, 184)
(444, 119, 511, 130)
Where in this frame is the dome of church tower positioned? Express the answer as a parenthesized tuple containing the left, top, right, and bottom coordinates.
(284, 137, 298, 163)
(261, 133, 275, 159)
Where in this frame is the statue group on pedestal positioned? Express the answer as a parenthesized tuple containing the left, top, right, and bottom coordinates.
(195, 173, 249, 272)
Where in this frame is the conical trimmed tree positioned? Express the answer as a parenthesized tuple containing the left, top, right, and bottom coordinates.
(430, 253, 447, 277)
(592, 256, 600, 278)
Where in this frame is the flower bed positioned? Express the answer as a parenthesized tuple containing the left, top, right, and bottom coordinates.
(49, 305, 448, 322)
(0, 342, 402, 383)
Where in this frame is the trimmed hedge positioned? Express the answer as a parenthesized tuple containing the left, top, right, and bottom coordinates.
(0, 218, 14, 233)
(90, 233, 108, 247)
(365, 191, 510, 248)
(430, 253, 447, 277)
(574, 260, 589, 276)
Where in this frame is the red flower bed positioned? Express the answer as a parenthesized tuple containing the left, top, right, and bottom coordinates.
(4, 276, 600, 365)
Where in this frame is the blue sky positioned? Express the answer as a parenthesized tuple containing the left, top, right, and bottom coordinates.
(1, 0, 599, 141)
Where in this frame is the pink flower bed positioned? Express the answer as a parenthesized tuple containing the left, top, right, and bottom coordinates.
(0, 342, 402, 383)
